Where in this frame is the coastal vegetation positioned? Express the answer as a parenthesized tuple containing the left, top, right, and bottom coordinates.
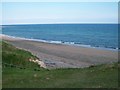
(0, 41, 2, 89)
(2, 41, 119, 88)
(2, 41, 40, 69)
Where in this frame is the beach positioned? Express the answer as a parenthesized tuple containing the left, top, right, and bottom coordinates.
(1, 34, 118, 69)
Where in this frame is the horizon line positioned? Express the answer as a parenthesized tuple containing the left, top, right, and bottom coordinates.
(1, 22, 118, 25)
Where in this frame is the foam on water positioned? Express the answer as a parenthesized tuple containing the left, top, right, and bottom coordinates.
(2, 34, 118, 51)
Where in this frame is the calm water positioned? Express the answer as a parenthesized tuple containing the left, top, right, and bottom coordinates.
(2, 24, 118, 49)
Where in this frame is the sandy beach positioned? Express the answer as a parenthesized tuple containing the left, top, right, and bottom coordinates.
(1, 34, 118, 69)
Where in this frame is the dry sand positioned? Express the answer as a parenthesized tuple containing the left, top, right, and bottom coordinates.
(1, 34, 118, 69)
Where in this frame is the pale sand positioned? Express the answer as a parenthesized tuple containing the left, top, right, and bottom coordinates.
(1, 34, 118, 69)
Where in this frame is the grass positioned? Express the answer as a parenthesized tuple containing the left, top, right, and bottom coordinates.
(0, 41, 2, 89)
(2, 41, 41, 69)
(2, 41, 119, 88)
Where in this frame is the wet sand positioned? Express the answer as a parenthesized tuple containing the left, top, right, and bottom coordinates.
(1, 34, 118, 69)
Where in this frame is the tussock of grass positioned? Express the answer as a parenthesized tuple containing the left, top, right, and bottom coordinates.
(2, 41, 119, 88)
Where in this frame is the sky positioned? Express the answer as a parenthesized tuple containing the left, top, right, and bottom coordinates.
(1, 0, 119, 2)
(1, 1, 118, 25)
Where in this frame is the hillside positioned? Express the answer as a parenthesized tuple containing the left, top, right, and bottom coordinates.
(2, 41, 119, 88)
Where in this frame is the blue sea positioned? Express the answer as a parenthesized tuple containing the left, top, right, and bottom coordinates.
(2, 24, 118, 50)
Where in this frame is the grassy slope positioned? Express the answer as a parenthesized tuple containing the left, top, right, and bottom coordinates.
(2, 41, 40, 69)
(0, 41, 2, 89)
(2, 41, 119, 88)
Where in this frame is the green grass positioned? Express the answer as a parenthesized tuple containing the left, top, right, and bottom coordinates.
(0, 40, 2, 89)
(2, 41, 119, 88)
(2, 41, 40, 69)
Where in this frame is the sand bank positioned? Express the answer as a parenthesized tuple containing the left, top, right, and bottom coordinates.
(1, 34, 118, 69)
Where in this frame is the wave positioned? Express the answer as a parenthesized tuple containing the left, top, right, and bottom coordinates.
(1, 34, 118, 51)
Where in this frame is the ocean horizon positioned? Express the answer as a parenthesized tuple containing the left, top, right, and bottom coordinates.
(2, 24, 118, 50)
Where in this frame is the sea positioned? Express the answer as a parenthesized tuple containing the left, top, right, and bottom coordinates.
(2, 24, 118, 50)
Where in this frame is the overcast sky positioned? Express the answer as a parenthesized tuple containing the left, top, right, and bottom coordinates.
(1, 1, 118, 25)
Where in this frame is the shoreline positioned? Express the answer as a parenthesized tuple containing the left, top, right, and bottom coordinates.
(1, 34, 118, 51)
(1, 34, 118, 69)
